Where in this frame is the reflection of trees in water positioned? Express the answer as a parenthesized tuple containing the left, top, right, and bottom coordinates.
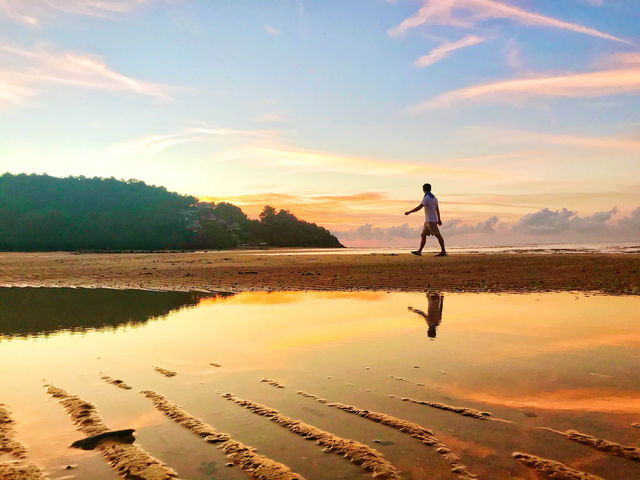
(408, 293, 444, 339)
(0, 288, 228, 338)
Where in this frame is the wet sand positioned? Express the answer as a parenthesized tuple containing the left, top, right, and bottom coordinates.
(1, 289, 639, 479)
(0, 250, 638, 294)
(220, 393, 400, 480)
(46, 385, 178, 480)
(141, 390, 305, 480)
(0, 405, 43, 480)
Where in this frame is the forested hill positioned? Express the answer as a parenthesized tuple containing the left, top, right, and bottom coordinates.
(0, 173, 343, 251)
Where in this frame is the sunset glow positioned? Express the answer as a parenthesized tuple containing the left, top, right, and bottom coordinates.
(1, 1, 638, 246)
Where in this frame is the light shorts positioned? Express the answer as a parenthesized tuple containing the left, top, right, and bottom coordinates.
(422, 221, 440, 236)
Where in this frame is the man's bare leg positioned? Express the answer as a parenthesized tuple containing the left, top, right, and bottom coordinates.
(435, 233, 447, 256)
(411, 233, 427, 256)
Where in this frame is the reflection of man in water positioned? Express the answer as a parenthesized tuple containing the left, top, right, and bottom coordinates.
(408, 293, 444, 338)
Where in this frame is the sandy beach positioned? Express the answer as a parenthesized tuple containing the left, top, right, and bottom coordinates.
(0, 250, 638, 295)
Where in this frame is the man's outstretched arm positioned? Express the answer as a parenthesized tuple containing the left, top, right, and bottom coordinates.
(405, 204, 423, 215)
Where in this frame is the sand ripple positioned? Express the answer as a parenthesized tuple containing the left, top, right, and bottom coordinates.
(101, 375, 133, 390)
(513, 452, 605, 480)
(562, 429, 640, 463)
(0, 462, 43, 480)
(46, 385, 179, 480)
(326, 400, 478, 480)
(260, 378, 286, 389)
(0, 404, 27, 459)
(0, 405, 43, 480)
(141, 390, 304, 480)
(153, 367, 177, 377)
(221, 393, 400, 480)
(395, 396, 492, 420)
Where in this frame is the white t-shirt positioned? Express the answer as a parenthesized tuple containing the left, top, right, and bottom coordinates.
(421, 194, 439, 222)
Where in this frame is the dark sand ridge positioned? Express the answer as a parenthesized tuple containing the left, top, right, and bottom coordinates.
(0, 251, 638, 295)
(0, 404, 27, 458)
(46, 385, 179, 480)
(0, 462, 44, 480)
(324, 376, 639, 471)
(266, 377, 495, 422)
(540, 427, 640, 463)
(393, 396, 493, 421)
(292, 390, 478, 480)
(140, 390, 306, 480)
(347, 374, 639, 472)
(512, 452, 606, 480)
(633, 423, 640, 428)
(153, 367, 177, 378)
(97, 374, 306, 479)
(314, 378, 639, 474)
(0, 404, 44, 480)
(260, 378, 286, 389)
(220, 393, 400, 480)
(100, 375, 133, 390)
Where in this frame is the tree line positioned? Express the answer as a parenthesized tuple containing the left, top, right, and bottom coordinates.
(0, 173, 343, 251)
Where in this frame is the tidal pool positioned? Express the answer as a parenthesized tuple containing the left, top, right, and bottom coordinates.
(0, 288, 639, 480)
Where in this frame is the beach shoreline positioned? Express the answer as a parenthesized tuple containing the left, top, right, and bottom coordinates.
(1, 250, 638, 295)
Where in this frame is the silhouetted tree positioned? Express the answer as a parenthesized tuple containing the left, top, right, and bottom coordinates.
(255, 205, 342, 247)
(0, 174, 343, 250)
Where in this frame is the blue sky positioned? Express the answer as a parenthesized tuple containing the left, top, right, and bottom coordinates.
(0, 0, 639, 246)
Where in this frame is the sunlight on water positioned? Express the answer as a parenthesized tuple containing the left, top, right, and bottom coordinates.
(1, 288, 639, 479)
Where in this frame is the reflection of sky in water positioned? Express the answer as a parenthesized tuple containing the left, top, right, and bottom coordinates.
(0, 289, 639, 480)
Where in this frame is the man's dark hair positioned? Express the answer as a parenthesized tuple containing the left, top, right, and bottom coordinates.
(423, 183, 431, 192)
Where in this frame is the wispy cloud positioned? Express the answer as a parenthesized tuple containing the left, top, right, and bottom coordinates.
(107, 126, 276, 157)
(0, 77, 35, 105)
(388, 0, 629, 44)
(577, 0, 606, 6)
(503, 38, 524, 70)
(0, 0, 148, 26)
(107, 134, 198, 158)
(0, 43, 175, 107)
(264, 23, 281, 36)
(202, 191, 410, 228)
(212, 144, 520, 181)
(414, 34, 485, 68)
(465, 126, 640, 151)
(255, 111, 286, 123)
(409, 62, 640, 111)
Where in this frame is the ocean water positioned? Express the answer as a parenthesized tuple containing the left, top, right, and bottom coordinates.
(237, 241, 640, 256)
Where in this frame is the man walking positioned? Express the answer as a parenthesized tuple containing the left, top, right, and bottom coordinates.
(405, 183, 447, 256)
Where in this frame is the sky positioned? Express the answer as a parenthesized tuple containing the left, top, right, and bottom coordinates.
(0, 0, 639, 247)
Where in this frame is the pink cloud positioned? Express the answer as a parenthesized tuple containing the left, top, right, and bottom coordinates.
(389, 0, 629, 44)
(465, 126, 640, 151)
(264, 24, 281, 36)
(414, 34, 485, 68)
(0, 43, 175, 107)
(0, 77, 35, 105)
(409, 64, 640, 111)
(0, 0, 148, 26)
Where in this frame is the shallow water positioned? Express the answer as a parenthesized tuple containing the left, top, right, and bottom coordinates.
(1, 288, 639, 480)
(237, 241, 640, 255)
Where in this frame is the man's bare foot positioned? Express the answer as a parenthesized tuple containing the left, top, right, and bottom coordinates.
(435, 252, 448, 257)
(411, 251, 422, 256)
